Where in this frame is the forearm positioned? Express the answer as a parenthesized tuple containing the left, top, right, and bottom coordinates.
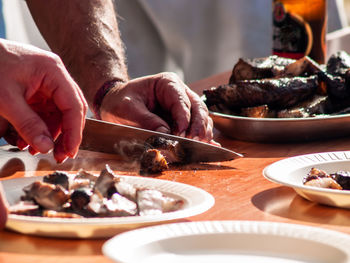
(26, 0, 128, 105)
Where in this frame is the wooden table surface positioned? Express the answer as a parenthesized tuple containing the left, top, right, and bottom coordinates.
(1, 71, 350, 263)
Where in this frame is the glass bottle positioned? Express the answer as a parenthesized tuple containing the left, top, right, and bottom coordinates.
(272, 0, 327, 64)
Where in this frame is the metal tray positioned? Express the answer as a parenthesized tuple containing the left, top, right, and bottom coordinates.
(210, 111, 350, 143)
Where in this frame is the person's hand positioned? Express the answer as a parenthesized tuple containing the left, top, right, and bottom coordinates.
(100, 72, 216, 143)
(0, 39, 88, 163)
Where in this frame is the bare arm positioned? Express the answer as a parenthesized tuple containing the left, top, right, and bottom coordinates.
(26, 0, 128, 105)
(26, 0, 216, 143)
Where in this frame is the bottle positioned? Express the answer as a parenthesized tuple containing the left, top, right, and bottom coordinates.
(272, 0, 327, 64)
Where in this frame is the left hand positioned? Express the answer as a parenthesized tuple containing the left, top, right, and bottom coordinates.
(100, 72, 215, 143)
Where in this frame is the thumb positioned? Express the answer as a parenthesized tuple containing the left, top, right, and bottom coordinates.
(1, 98, 54, 154)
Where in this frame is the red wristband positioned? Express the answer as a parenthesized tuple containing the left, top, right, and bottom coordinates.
(92, 79, 121, 119)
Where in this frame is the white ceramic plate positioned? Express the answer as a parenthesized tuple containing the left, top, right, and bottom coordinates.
(263, 151, 350, 208)
(103, 220, 350, 263)
(210, 111, 350, 142)
(1, 175, 214, 238)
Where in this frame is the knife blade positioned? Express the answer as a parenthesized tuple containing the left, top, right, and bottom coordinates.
(80, 118, 242, 163)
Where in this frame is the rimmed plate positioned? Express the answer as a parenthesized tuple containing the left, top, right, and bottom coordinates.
(263, 151, 350, 208)
(210, 111, 350, 142)
(1, 175, 214, 238)
(103, 220, 350, 263)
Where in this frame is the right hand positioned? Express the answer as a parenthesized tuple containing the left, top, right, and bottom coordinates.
(0, 39, 88, 163)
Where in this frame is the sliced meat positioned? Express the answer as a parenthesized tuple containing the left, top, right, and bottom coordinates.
(23, 181, 69, 210)
(136, 189, 183, 216)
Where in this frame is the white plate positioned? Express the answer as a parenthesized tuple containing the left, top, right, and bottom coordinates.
(263, 151, 350, 208)
(103, 220, 350, 263)
(1, 175, 214, 238)
(210, 111, 350, 142)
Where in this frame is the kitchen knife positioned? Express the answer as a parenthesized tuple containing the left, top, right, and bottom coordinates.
(80, 118, 242, 162)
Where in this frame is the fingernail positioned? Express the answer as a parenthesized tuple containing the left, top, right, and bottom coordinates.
(33, 135, 54, 153)
(156, 126, 170, 134)
(193, 136, 200, 141)
(179, 131, 186, 137)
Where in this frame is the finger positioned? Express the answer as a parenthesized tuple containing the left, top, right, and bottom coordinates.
(41, 66, 87, 159)
(0, 184, 8, 229)
(155, 73, 191, 135)
(53, 134, 69, 163)
(0, 96, 54, 154)
(185, 89, 212, 140)
(0, 116, 8, 138)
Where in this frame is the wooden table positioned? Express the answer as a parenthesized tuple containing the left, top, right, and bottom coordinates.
(1, 72, 350, 263)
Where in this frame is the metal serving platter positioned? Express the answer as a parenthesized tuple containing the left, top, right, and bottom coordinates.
(210, 111, 350, 143)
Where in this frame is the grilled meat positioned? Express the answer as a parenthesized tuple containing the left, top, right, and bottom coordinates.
(229, 55, 295, 83)
(11, 165, 184, 218)
(318, 70, 350, 100)
(137, 189, 184, 216)
(144, 136, 186, 163)
(276, 95, 330, 118)
(94, 164, 118, 197)
(22, 181, 69, 210)
(283, 56, 323, 77)
(204, 76, 318, 110)
(330, 171, 350, 190)
(43, 171, 69, 190)
(206, 52, 350, 119)
(326, 51, 350, 78)
(139, 149, 169, 175)
(70, 187, 93, 211)
(303, 167, 350, 191)
(240, 105, 273, 118)
(229, 55, 323, 85)
(303, 167, 342, 190)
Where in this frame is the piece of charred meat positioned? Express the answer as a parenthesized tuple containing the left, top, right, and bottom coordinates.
(303, 167, 342, 190)
(240, 105, 273, 118)
(229, 55, 296, 83)
(22, 181, 70, 210)
(70, 187, 93, 211)
(43, 171, 69, 190)
(330, 171, 350, 190)
(276, 95, 330, 118)
(283, 56, 323, 78)
(204, 76, 318, 111)
(326, 51, 350, 78)
(144, 136, 186, 163)
(318, 70, 350, 101)
(139, 149, 169, 175)
(94, 164, 119, 197)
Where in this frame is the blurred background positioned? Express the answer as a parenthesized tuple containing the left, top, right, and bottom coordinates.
(3, 0, 350, 84)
